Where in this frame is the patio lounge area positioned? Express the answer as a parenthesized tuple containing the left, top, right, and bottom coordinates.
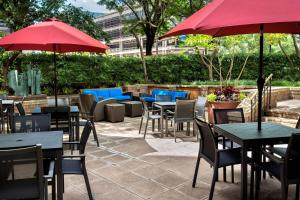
(60, 117, 298, 200)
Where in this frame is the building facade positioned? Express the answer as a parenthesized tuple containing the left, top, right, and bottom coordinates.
(0, 21, 10, 34)
(94, 10, 193, 56)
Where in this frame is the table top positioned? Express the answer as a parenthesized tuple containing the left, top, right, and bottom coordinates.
(153, 102, 176, 107)
(0, 131, 63, 150)
(32, 105, 79, 114)
(214, 122, 300, 146)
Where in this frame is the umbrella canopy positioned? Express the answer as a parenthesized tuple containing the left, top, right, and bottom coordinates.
(0, 18, 108, 107)
(0, 18, 108, 53)
(162, 0, 300, 131)
(163, 0, 300, 38)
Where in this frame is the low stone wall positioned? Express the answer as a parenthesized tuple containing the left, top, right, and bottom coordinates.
(9, 94, 48, 113)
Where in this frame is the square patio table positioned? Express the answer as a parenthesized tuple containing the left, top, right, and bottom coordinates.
(32, 106, 80, 140)
(214, 122, 300, 200)
(153, 101, 176, 137)
(0, 131, 64, 200)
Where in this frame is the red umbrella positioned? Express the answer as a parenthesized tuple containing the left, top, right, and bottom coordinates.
(0, 18, 108, 106)
(162, 0, 300, 130)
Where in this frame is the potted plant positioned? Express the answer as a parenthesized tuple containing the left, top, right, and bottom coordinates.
(207, 86, 246, 123)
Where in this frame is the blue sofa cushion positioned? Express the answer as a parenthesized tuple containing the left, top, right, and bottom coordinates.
(95, 90, 110, 99)
(113, 95, 131, 101)
(109, 87, 123, 97)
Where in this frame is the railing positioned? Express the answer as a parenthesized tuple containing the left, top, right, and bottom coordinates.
(250, 74, 273, 121)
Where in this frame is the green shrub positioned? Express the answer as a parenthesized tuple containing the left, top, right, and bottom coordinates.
(2, 52, 299, 95)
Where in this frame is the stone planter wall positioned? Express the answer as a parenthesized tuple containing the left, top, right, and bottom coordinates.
(9, 95, 48, 113)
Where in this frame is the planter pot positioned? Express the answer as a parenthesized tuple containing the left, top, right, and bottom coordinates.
(207, 101, 240, 124)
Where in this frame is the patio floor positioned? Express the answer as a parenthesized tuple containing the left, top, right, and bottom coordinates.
(61, 117, 297, 200)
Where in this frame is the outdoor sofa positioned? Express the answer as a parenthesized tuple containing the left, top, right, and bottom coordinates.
(140, 89, 190, 103)
(82, 87, 132, 102)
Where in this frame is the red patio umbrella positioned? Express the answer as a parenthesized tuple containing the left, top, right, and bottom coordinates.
(0, 18, 108, 106)
(162, 0, 300, 130)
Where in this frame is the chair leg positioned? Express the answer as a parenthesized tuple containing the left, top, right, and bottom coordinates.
(152, 119, 155, 132)
(174, 121, 177, 142)
(187, 122, 190, 136)
(139, 117, 143, 134)
(209, 166, 218, 200)
(91, 121, 99, 147)
(165, 118, 168, 137)
(223, 166, 227, 182)
(281, 183, 288, 200)
(250, 164, 254, 200)
(192, 145, 201, 187)
(296, 184, 299, 200)
(231, 165, 234, 183)
(255, 168, 261, 200)
(144, 118, 149, 139)
(83, 167, 93, 200)
(158, 119, 161, 131)
(52, 175, 56, 200)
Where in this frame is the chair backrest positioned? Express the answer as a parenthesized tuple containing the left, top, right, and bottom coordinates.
(89, 101, 97, 116)
(41, 106, 71, 132)
(79, 121, 93, 154)
(155, 95, 172, 102)
(195, 96, 207, 120)
(0, 145, 44, 199)
(79, 94, 95, 115)
(296, 116, 300, 129)
(16, 102, 26, 116)
(174, 100, 195, 120)
(284, 133, 300, 179)
(213, 108, 245, 124)
(141, 99, 149, 114)
(195, 118, 217, 163)
(47, 97, 69, 107)
(12, 114, 51, 133)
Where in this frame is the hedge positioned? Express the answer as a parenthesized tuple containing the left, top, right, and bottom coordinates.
(4, 53, 300, 94)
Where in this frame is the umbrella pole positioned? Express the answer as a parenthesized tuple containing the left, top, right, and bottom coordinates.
(257, 24, 265, 131)
(54, 45, 58, 107)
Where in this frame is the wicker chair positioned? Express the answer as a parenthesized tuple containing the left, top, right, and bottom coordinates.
(195, 96, 207, 120)
(16, 102, 26, 116)
(0, 100, 8, 133)
(155, 95, 172, 102)
(166, 100, 195, 142)
(62, 122, 93, 200)
(0, 145, 55, 200)
(255, 133, 300, 200)
(192, 118, 242, 200)
(11, 114, 51, 133)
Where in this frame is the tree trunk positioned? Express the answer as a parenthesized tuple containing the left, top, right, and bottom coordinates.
(292, 34, 300, 58)
(132, 32, 148, 84)
(145, 28, 156, 56)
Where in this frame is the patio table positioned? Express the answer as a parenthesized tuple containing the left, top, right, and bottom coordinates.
(153, 101, 176, 137)
(214, 122, 300, 200)
(0, 131, 64, 200)
(32, 105, 80, 140)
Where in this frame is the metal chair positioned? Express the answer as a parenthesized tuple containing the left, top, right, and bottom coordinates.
(213, 108, 244, 183)
(195, 96, 207, 120)
(11, 114, 51, 133)
(41, 106, 72, 141)
(79, 95, 99, 147)
(255, 133, 300, 200)
(0, 145, 55, 200)
(0, 100, 7, 133)
(192, 118, 242, 200)
(62, 121, 93, 200)
(16, 102, 26, 116)
(166, 100, 195, 142)
(155, 95, 172, 102)
(139, 99, 161, 138)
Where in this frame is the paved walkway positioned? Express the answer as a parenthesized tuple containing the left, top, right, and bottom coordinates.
(61, 117, 297, 200)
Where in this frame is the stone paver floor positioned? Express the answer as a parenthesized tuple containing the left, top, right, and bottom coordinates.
(61, 117, 297, 200)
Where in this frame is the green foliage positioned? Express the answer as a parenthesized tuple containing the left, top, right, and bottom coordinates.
(207, 93, 217, 102)
(239, 92, 247, 101)
(4, 52, 300, 95)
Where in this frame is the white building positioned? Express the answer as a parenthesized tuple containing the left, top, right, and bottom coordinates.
(94, 10, 193, 56)
(0, 22, 10, 34)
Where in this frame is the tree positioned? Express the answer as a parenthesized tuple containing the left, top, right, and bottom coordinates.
(0, 0, 108, 88)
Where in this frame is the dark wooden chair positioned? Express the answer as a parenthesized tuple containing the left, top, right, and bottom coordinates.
(255, 133, 300, 200)
(41, 106, 72, 141)
(192, 118, 242, 200)
(213, 108, 244, 183)
(62, 121, 93, 200)
(0, 145, 55, 200)
(79, 94, 99, 147)
(16, 102, 26, 116)
(11, 114, 51, 133)
(0, 100, 9, 133)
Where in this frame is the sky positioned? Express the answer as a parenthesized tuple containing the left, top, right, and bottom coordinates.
(67, 0, 109, 13)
